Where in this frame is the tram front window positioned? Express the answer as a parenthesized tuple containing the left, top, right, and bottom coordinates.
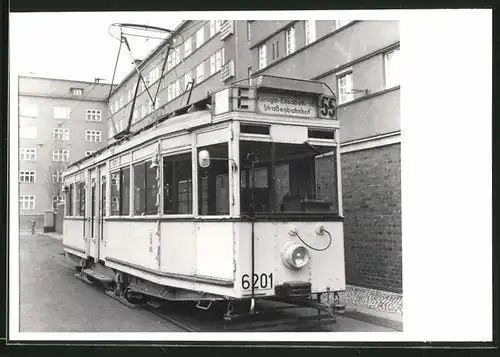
(240, 141, 338, 215)
(197, 143, 229, 215)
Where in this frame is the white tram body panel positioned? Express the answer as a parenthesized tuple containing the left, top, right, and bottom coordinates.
(61, 76, 345, 306)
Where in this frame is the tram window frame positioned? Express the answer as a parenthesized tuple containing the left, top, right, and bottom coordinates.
(163, 152, 193, 215)
(110, 166, 131, 216)
(74, 181, 86, 217)
(197, 142, 230, 216)
(239, 141, 339, 216)
(65, 183, 74, 216)
(133, 159, 159, 216)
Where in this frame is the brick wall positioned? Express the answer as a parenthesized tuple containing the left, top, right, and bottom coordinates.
(341, 143, 402, 293)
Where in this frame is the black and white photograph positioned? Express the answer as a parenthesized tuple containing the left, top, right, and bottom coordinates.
(8, 9, 492, 344)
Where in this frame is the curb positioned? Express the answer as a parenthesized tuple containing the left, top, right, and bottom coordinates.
(341, 306, 403, 331)
(39, 232, 63, 241)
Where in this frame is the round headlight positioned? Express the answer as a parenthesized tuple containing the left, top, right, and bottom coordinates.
(282, 243, 310, 269)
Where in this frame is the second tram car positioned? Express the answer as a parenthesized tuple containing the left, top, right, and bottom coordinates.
(61, 76, 345, 320)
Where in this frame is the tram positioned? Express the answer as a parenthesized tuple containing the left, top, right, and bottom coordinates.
(61, 75, 345, 320)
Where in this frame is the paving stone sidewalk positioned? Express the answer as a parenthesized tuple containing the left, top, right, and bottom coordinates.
(339, 285, 403, 315)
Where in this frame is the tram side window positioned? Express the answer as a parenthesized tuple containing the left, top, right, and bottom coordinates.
(65, 184, 73, 216)
(74, 181, 85, 216)
(110, 167, 130, 216)
(163, 153, 192, 214)
(133, 161, 159, 215)
(198, 143, 229, 215)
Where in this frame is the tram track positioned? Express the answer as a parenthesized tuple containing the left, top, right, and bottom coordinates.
(74, 269, 336, 332)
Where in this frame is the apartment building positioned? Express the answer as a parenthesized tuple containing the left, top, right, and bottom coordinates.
(246, 20, 401, 293)
(106, 20, 230, 141)
(18, 76, 112, 228)
(105, 20, 401, 293)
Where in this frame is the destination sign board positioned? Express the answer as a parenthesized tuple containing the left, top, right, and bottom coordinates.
(255, 92, 336, 120)
(257, 93, 317, 118)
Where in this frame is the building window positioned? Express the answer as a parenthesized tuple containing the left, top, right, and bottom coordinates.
(210, 20, 216, 37)
(71, 88, 84, 96)
(175, 80, 181, 98)
(196, 62, 205, 83)
(163, 153, 192, 214)
(74, 181, 85, 216)
(247, 21, 251, 41)
(184, 72, 193, 91)
(53, 128, 70, 141)
(184, 38, 192, 57)
(53, 106, 71, 119)
(385, 48, 400, 88)
(53, 149, 70, 162)
(85, 130, 101, 142)
(248, 67, 253, 85)
(285, 26, 296, 55)
(258, 44, 267, 69)
(197, 143, 229, 216)
(167, 84, 173, 102)
(337, 71, 354, 104)
(52, 171, 63, 183)
(133, 161, 159, 216)
(20, 148, 36, 161)
(20, 104, 38, 118)
(215, 48, 224, 72)
(19, 170, 35, 183)
(110, 167, 130, 216)
(149, 66, 160, 85)
(20, 126, 38, 139)
(84, 151, 95, 157)
(305, 20, 316, 45)
(86, 109, 102, 121)
(196, 27, 205, 49)
(210, 54, 216, 75)
(19, 195, 35, 210)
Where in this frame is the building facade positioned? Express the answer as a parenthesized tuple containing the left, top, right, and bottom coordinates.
(246, 20, 401, 293)
(104, 19, 401, 293)
(18, 76, 112, 229)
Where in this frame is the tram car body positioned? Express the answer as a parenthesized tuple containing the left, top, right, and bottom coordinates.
(62, 76, 345, 316)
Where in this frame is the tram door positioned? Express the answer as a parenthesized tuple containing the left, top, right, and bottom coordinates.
(89, 168, 98, 259)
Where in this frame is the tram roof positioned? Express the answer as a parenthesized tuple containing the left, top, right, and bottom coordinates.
(67, 75, 335, 170)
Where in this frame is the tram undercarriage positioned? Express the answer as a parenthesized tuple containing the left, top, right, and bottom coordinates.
(69, 253, 344, 326)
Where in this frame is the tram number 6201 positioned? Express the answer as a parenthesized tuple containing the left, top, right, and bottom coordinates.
(241, 273, 273, 290)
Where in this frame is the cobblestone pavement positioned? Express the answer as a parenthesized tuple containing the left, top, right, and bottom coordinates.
(18, 233, 396, 333)
(338, 285, 403, 315)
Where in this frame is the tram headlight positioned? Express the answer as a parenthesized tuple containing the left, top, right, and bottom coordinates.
(281, 243, 310, 269)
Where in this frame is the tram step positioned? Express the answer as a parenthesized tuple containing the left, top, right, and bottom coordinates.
(83, 268, 114, 284)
